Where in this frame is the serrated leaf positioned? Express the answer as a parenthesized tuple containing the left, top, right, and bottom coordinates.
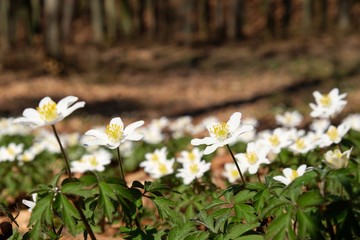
(204, 198, 227, 210)
(264, 211, 292, 240)
(61, 180, 96, 198)
(98, 181, 117, 222)
(197, 210, 216, 233)
(225, 222, 260, 239)
(151, 196, 182, 225)
(167, 222, 196, 240)
(58, 194, 80, 236)
(296, 210, 324, 240)
(234, 204, 258, 223)
(297, 191, 324, 208)
(29, 194, 54, 227)
(234, 190, 256, 203)
(253, 189, 270, 214)
(237, 235, 264, 240)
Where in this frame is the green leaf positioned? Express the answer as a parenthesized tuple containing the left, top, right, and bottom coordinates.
(197, 210, 216, 233)
(297, 190, 324, 208)
(225, 222, 260, 239)
(237, 235, 264, 240)
(167, 222, 196, 240)
(61, 180, 97, 198)
(234, 204, 258, 223)
(98, 181, 117, 222)
(58, 194, 80, 236)
(296, 210, 324, 240)
(29, 194, 54, 227)
(234, 190, 256, 203)
(253, 189, 270, 214)
(151, 196, 182, 225)
(264, 211, 292, 240)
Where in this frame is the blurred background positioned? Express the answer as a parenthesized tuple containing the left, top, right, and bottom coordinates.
(0, 0, 360, 129)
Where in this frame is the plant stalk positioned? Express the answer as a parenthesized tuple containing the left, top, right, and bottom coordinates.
(51, 124, 72, 178)
(226, 144, 246, 186)
(74, 200, 97, 240)
(116, 146, 126, 183)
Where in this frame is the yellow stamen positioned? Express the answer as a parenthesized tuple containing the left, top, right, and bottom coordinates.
(295, 139, 305, 150)
(269, 134, 280, 147)
(326, 127, 339, 141)
(189, 163, 199, 174)
(209, 122, 229, 140)
(106, 124, 123, 142)
(37, 100, 58, 122)
(89, 156, 98, 166)
(290, 170, 299, 181)
(231, 169, 239, 178)
(151, 154, 159, 162)
(320, 94, 332, 107)
(159, 163, 168, 174)
(246, 151, 258, 164)
(188, 151, 196, 161)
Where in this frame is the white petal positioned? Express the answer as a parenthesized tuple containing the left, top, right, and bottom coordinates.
(61, 101, 85, 117)
(39, 97, 53, 107)
(191, 137, 217, 146)
(85, 129, 108, 140)
(283, 168, 293, 178)
(124, 120, 145, 136)
(125, 132, 143, 141)
(273, 176, 290, 185)
(227, 112, 241, 133)
(297, 164, 307, 176)
(57, 96, 78, 112)
(110, 117, 124, 127)
(203, 143, 220, 155)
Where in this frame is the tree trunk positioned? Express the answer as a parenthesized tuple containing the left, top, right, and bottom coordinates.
(302, 0, 312, 36)
(90, 0, 104, 43)
(215, 0, 226, 42)
(338, 0, 351, 33)
(320, 0, 328, 31)
(61, 0, 74, 42)
(198, 0, 210, 42)
(104, 0, 118, 42)
(118, 0, 133, 37)
(0, 0, 10, 51)
(281, 0, 292, 38)
(227, 0, 245, 40)
(266, 0, 276, 38)
(44, 0, 62, 59)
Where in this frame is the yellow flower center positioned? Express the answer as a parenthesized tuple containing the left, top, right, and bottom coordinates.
(209, 122, 229, 140)
(231, 169, 239, 178)
(269, 134, 280, 147)
(320, 94, 332, 107)
(189, 163, 199, 174)
(246, 151, 258, 164)
(326, 126, 339, 141)
(106, 124, 123, 142)
(37, 100, 58, 122)
(89, 156, 98, 166)
(295, 139, 305, 150)
(290, 170, 299, 181)
(151, 154, 159, 162)
(7, 147, 15, 156)
(158, 163, 168, 174)
(188, 151, 196, 161)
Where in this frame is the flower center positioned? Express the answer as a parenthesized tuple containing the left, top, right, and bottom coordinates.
(290, 170, 299, 181)
(89, 156, 99, 166)
(246, 151, 258, 164)
(295, 139, 305, 150)
(37, 100, 58, 122)
(189, 163, 199, 174)
(326, 126, 339, 141)
(269, 134, 280, 147)
(158, 163, 168, 174)
(320, 94, 332, 107)
(151, 154, 159, 162)
(231, 169, 239, 178)
(210, 122, 229, 140)
(106, 124, 123, 142)
(188, 151, 196, 161)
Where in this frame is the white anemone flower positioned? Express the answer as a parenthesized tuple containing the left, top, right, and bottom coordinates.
(324, 148, 352, 169)
(342, 114, 360, 132)
(84, 117, 144, 149)
(223, 163, 241, 183)
(275, 110, 303, 128)
(258, 128, 292, 154)
(14, 96, 85, 127)
(191, 112, 253, 155)
(177, 147, 203, 165)
(318, 123, 350, 148)
(0, 143, 24, 162)
(71, 149, 112, 173)
(235, 142, 270, 174)
(140, 147, 168, 172)
(309, 118, 330, 134)
(176, 160, 211, 185)
(273, 164, 307, 186)
(309, 88, 347, 119)
(22, 193, 37, 212)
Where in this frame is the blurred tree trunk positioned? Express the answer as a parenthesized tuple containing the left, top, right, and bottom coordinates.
(215, 0, 226, 42)
(302, 0, 312, 36)
(198, 0, 210, 42)
(134, 0, 146, 36)
(145, 0, 156, 39)
(338, 0, 351, 32)
(118, 0, 133, 37)
(44, 0, 62, 59)
(61, 0, 74, 42)
(0, 0, 10, 50)
(182, 0, 195, 45)
(281, 0, 292, 38)
(266, 0, 276, 38)
(105, 0, 118, 42)
(227, 0, 245, 40)
(90, 0, 105, 43)
(319, 0, 328, 31)
(30, 0, 41, 34)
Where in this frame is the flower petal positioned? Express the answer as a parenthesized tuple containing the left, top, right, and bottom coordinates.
(227, 112, 241, 133)
(39, 97, 53, 107)
(124, 120, 145, 136)
(297, 164, 307, 176)
(57, 96, 78, 112)
(61, 101, 85, 118)
(110, 117, 124, 127)
(203, 143, 221, 155)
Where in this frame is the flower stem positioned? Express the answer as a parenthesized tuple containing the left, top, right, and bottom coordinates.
(116, 147, 126, 183)
(226, 144, 246, 186)
(74, 200, 97, 240)
(51, 124, 72, 178)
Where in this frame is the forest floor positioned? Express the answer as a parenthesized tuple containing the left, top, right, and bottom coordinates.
(1, 34, 360, 239)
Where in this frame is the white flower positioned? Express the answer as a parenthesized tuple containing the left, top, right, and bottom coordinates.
(17, 149, 36, 164)
(309, 88, 347, 118)
(148, 159, 175, 179)
(84, 117, 144, 149)
(275, 110, 303, 128)
(176, 160, 211, 185)
(273, 164, 307, 185)
(14, 96, 85, 127)
(324, 148, 352, 169)
(140, 147, 175, 178)
(288, 131, 316, 154)
(169, 116, 193, 138)
(257, 128, 292, 154)
(235, 142, 270, 174)
(342, 114, 360, 132)
(309, 118, 330, 134)
(177, 147, 203, 165)
(318, 123, 350, 148)
(71, 149, 112, 173)
(237, 117, 258, 143)
(223, 163, 241, 184)
(0, 143, 24, 162)
(22, 193, 37, 212)
(0, 117, 31, 136)
(140, 124, 165, 145)
(191, 112, 253, 155)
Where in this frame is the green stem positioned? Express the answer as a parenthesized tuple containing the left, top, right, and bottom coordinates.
(116, 146, 126, 183)
(226, 144, 246, 186)
(51, 124, 72, 178)
(74, 200, 97, 240)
